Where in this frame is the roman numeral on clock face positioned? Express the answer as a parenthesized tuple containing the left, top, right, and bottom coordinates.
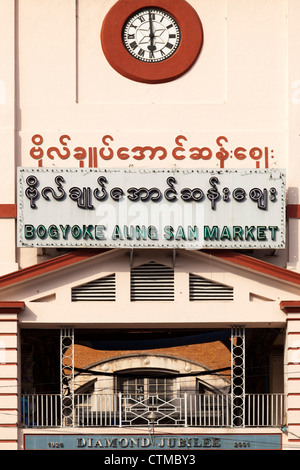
(129, 41, 138, 50)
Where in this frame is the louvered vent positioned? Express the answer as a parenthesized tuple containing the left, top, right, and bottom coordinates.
(131, 262, 174, 301)
(72, 274, 116, 301)
(189, 273, 234, 301)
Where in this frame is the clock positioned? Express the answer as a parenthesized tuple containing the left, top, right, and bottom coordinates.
(122, 8, 181, 63)
(101, 0, 203, 84)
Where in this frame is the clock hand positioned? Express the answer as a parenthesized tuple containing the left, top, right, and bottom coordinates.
(148, 11, 156, 53)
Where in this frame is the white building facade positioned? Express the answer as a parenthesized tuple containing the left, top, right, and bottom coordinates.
(0, 0, 300, 451)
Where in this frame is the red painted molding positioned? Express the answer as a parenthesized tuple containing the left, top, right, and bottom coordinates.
(204, 250, 300, 287)
(0, 302, 25, 314)
(2, 200, 299, 221)
(0, 249, 109, 289)
(281, 301, 300, 314)
(287, 204, 300, 219)
(0, 204, 16, 218)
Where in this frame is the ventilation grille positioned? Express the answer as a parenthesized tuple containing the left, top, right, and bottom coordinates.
(72, 274, 116, 301)
(189, 273, 233, 301)
(131, 262, 174, 301)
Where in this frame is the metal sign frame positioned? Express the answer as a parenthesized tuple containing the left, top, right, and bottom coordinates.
(17, 167, 286, 249)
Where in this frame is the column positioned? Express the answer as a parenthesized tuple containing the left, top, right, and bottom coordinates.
(0, 302, 24, 450)
(281, 301, 300, 447)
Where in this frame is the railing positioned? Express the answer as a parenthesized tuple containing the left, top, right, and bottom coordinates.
(20, 393, 285, 428)
(21, 394, 61, 427)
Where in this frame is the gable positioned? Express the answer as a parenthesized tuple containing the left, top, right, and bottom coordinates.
(0, 248, 298, 326)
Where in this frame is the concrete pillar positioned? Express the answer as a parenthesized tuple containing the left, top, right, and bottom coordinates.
(0, 302, 24, 450)
(281, 301, 300, 448)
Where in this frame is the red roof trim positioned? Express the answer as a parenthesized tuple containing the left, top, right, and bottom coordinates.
(0, 249, 108, 289)
(0, 248, 299, 291)
(280, 301, 300, 314)
(203, 250, 300, 287)
(0, 301, 25, 314)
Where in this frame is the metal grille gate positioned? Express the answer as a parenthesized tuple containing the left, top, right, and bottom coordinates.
(59, 327, 246, 427)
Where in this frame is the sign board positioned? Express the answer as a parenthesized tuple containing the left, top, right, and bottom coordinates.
(24, 433, 281, 451)
(17, 167, 286, 249)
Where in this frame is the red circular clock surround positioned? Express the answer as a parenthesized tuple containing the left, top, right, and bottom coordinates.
(100, 0, 204, 84)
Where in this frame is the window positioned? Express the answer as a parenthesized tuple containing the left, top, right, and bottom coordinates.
(118, 375, 174, 401)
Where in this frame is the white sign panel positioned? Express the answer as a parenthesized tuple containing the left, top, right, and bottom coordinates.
(17, 168, 286, 249)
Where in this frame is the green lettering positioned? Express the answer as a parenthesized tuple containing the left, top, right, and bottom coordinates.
(71, 225, 81, 239)
(175, 226, 186, 240)
(257, 226, 267, 240)
(204, 226, 219, 240)
(83, 225, 93, 240)
(220, 226, 231, 240)
(164, 226, 174, 240)
(245, 226, 255, 240)
(59, 225, 70, 239)
(188, 226, 198, 240)
(95, 225, 106, 240)
(148, 225, 158, 240)
(233, 226, 243, 241)
(112, 225, 123, 240)
(268, 225, 279, 241)
(124, 225, 134, 240)
(48, 224, 59, 239)
(136, 225, 146, 240)
(24, 224, 35, 239)
(37, 225, 47, 239)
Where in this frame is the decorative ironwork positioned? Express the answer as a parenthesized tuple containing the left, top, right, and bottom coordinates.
(20, 393, 285, 428)
(121, 395, 184, 427)
(231, 326, 245, 427)
(60, 327, 74, 427)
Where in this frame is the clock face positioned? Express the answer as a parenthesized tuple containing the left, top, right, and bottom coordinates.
(123, 8, 181, 63)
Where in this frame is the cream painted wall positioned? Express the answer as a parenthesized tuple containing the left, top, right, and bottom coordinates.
(18, 0, 288, 170)
(0, 1, 18, 274)
(0, 0, 298, 272)
(287, 0, 300, 270)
